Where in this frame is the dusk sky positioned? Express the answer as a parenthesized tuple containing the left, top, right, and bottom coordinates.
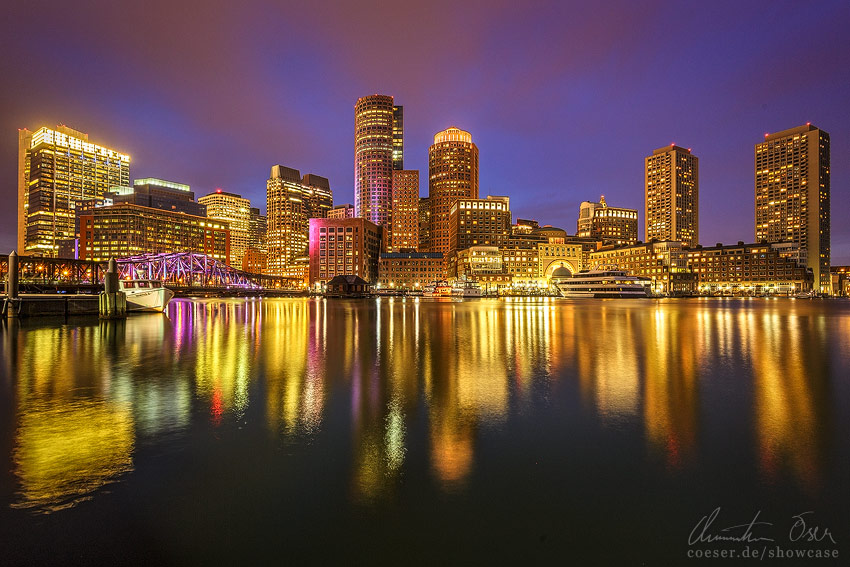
(1, 0, 848, 262)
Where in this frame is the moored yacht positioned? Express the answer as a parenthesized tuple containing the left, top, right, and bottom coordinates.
(552, 265, 649, 298)
(451, 280, 482, 297)
(423, 280, 453, 297)
(118, 279, 175, 312)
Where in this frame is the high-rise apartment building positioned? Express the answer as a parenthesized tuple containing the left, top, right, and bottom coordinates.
(645, 145, 698, 247)
(428, 127, 479, 256)
(198, 190, 251, 269)
(755, 124, 830, 292)
(390, 170, 419, 252)
(18, 125, 130, 256)
(577, 195, 639, 246)
(354, 95, 396, 226)
(266, 165, 333, 278)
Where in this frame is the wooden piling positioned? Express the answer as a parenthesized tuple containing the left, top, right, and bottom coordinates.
(99, 257, 127, 319)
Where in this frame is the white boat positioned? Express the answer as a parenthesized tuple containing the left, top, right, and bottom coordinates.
(451, 280, 482, 297)
(118, 279, 175, 312)
(423, 280, 453, 297)
(554, 268, 650, 298)
(793, 291, 815, 299)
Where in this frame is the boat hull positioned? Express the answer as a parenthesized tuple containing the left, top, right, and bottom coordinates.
(125, 288, 175, 312)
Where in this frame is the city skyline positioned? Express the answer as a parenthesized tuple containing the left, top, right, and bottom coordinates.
(1, 2, 849, 262)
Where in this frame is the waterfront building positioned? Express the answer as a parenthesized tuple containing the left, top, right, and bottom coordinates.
(429, 127, 479, 257)
(198, 190, 251, 269)
(266, 165, 332, 279)
(390, 170, 419, 252)
(308, 217, 382, 287)
(354, 94, 396, 226)
(452, 245, 511, 288)
(755, 124, 830, 293)
(831, 266, 850, 297)
(577, 195, 638, 245)
(110, 178, 205, 217)
(449, 196, 511, 254)
(18, 125, 130, 256)
(418, 197, 432, 251)
(685, 241, 812, 295)
(79, 203, 229, 262)
(501, 245, 540, 283)
(328, 204, 355, 219)
(645, 145, 699, 247)
(590, 241, 694, 295)
(538, 241, 585, 278)
(378, 252, 444, 289)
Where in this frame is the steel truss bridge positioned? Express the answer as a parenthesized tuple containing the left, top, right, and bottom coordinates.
(0, 252, 301, 291)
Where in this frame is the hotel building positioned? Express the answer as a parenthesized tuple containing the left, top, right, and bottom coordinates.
(645, 145, 698, 247)
(686, 242, 812, 295)
(577, 195, 638, 246)
(79, 204, 229, 262)
(390, 170, 419, 252)
(448, 196, 511, 253)
(354, 95, 397, 227)
(429, 127, 479, 256)
(308, 217, 382, 287)
(198, 190, 251, 269)
(18, 125, 130, 256)
(266, 165, 333, 279)
(755, 124, 830, 292)
(378, 252, 444, 290)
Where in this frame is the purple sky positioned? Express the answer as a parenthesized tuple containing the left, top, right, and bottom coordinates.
(2, 1, 849, 262)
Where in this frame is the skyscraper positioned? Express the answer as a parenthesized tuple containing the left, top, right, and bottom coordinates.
(18, 125, 130, 256)
(266, 165, 333, 279)
(645, 145, 698, 247)
(393, 105, 404, 170)
(755, 124, 830, 292)
(428, 127, 479, 257)
(418, 197, 431, 252)
(354, 95, 396, 226)
(198, 190, 252, 269)
(390, 170, 419, 252)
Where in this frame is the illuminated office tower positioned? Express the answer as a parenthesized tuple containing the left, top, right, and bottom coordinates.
(266, 165, 332, 278)
(198, 190, 252, 269)
(390, 170, 419, 252)
(393, 105, 404, 170)
(18, 125, 130, 256)
(645, 145, 698, 247)
(577, 195, 638, 246)
(354, 95, 396, 226)
(755, 124, 830, 292)
(428, 127, 479, 256)
(449, 196, 511, 253)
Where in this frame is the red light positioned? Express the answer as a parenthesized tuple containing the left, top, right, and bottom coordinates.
(216, 188, 222, 193)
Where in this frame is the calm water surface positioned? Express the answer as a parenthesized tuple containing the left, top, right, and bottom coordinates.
(1, 297, 848, 565)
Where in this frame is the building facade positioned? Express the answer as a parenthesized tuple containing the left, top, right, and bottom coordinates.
(429, 127, 479, 257)
(577, 195, 638, 245)
(79, 204, 229, 262)
(266, 165, 332, 279)
(393, 105, 404, 170)
(645, 145, 699, 247)
(686, 242, 812, 295)
(308, 217, 382, 287)
(18, 125, 130, 256)
(418, 197, 432, 251)
(390, 170, 419, 252)
(448, 196, 511, 253)
(354, 94, 396, 227)
(110, 178, 205, 217)
(198, 190, 251, 269)
(591, 241, 694, 295)
(755, 124, 830, 292)
(328, 204, 355, 219)
(378, 252, 444, 289)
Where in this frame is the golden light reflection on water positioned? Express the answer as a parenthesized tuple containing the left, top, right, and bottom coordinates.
(2, 297, 843, 510)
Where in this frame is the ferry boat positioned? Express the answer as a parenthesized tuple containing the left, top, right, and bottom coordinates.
(553, 267, 650, 299)
(423, 280, 453, 297)
(451, 280, 483, 298)
(118, 279, 175, 312)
